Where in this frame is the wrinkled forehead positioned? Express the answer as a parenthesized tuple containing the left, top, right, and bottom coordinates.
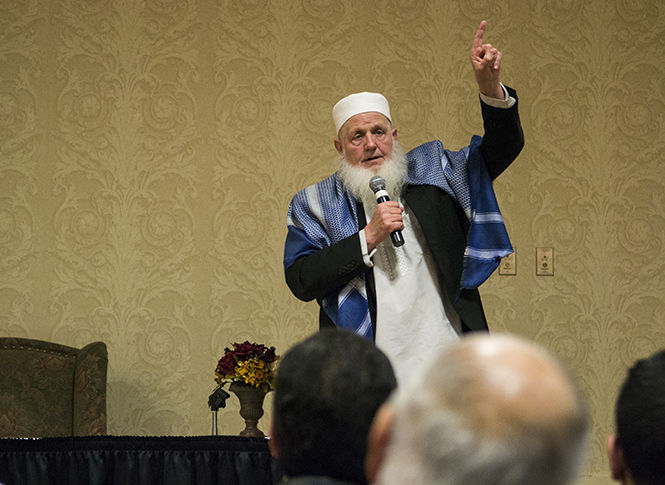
(339, 111, 392, 137)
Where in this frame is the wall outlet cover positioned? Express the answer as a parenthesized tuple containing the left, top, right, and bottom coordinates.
(536, 247, 554, 276)
(499, 251, 517, 276)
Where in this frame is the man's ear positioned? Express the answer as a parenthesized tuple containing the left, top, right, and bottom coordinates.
(391, 128, 398, 140)
(365, 404, 396, 484)
(268, 419, 279, 458)
(334, 138, 343, 155)
(607, 434, 626, 482)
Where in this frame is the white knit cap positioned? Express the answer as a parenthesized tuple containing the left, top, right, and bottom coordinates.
(332, 92, 391, 134)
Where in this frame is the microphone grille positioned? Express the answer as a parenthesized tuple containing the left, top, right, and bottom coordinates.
(369, 175, 386, 193)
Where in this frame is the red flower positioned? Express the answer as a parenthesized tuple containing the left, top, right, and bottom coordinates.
(217, 353, 236, 376)
(233, 341, 264, 359)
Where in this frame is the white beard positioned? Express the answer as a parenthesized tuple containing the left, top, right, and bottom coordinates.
(336, 141, 408, 207)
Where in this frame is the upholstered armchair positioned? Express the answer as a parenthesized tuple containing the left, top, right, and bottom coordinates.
(0, 337, 108, 437)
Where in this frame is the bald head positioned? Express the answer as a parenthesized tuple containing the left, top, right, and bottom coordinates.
(437, 334, 584, 443)
(369, 334, 588, 485)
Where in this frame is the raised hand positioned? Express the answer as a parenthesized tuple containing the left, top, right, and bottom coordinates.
(470, 20, 504, 99)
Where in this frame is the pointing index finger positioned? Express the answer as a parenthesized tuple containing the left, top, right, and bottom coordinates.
(473, 20, 487, 49)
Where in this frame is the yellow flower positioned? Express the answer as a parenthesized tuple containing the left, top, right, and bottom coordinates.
(235, 357, 270, 388)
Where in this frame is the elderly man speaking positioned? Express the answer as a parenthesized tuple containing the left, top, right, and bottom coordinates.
(283, 21, 524, 383)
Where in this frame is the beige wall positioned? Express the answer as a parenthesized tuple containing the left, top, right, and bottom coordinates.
(3, 0, 665, 482)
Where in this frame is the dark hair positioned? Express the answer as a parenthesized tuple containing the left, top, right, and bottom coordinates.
(272, 328, 397, 484)
(615, 349, 665, 485)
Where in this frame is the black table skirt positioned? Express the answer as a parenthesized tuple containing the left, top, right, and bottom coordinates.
(0, 435, 283, 485)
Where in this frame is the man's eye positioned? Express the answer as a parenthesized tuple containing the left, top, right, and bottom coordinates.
(350, 134, 363, 145)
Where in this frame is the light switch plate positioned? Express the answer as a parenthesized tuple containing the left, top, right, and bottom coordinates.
(536, 247, 554, 276)
(499, 251, 516, 276)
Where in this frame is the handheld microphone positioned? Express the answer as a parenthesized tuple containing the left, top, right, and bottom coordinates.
(369, 175, 405, 247)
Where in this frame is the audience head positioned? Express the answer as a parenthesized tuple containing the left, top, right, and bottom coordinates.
(608, 349, 665, 485)
(366, 333, 588, 485)
(270, 328, 397, 484)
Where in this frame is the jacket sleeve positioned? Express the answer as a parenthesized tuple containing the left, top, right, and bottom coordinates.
(284, 232, 369, 302)
(479, 85, 525, 180)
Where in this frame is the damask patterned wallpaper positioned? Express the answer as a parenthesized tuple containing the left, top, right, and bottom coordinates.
(3, 0, 665, 482)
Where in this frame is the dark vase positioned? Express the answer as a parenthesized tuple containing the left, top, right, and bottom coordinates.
(229, 381, 268, 438)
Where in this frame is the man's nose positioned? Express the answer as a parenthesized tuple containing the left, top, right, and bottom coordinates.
(364, 133, 377, 149)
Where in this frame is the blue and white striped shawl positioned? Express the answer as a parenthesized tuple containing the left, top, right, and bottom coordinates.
(284, 136, 513, 340)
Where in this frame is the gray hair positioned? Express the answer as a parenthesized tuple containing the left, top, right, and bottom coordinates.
(376, 334, 588, 485)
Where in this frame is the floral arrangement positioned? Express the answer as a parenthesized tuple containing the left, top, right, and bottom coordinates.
(215, 341, 278, 393)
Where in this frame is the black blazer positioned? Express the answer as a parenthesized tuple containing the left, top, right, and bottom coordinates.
(286, 87, 524, 338)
